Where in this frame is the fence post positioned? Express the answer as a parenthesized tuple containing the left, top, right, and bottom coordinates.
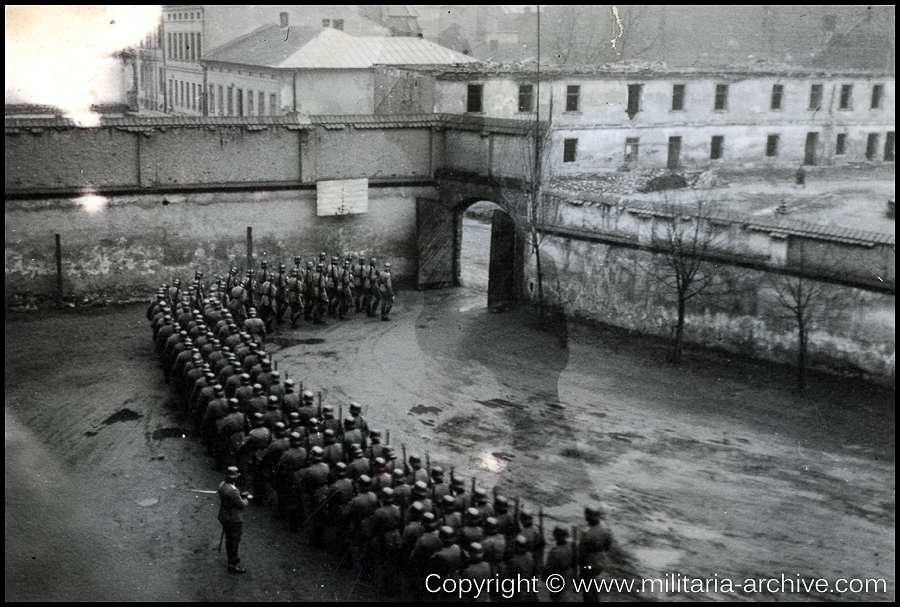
(246, 227, 253, 269)
(55, 233, 63, 306)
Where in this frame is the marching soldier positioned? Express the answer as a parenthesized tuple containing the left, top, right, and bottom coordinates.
(543, 526, 577, 602)
(365, 258, 381, 317)
(312, 263, 329, 325)
(339, 259, 354, 320)
(275, 263, 290, 325)
(243, 308, 267, 343)
(237, 412, 272, 500)
(352, 255, 366, 312)
(379, 262, 394, 321)
(327, 256, 341, 317)
(287, 268, 304, 328)
(577, 506, 613, 602)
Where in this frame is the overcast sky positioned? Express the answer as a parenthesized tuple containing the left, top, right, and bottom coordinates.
(5, 5, 161, 113)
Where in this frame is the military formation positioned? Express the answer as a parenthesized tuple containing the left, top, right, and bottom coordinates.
(148, 264, 615, 600)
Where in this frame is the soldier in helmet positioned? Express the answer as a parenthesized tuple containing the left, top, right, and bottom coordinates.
(243, 308, 267, 343)
(237, 412, 272, 501)
(543, 526, 576, 602)
(481, 517, 507, 576)
(286, 268, 305, 329)
(348, 401, 369, 440)
(518, 508, 546, 565)
(348, 475, 379, 566)
(218, 466, 251, 574)
(281, 379, 300, 415)
(299, 446, 331, 546)
(379, 262, 395, 321)
(312, 263, 329, 325)
(276, 432, 308, 528)
(351, 255, 366, 312)
(500, 535, 538, 601)
(459, 542, 492, 601)
(303, 261, 316, 321)
(327, 256, 342, 317)
(577, 505, 613, 602)
(297, 390, 317, 424)
(274, 263, 290, 325)
(369, 487, 403, 592)
(339, 259, 354, 320)
(365, 258, 381, 317)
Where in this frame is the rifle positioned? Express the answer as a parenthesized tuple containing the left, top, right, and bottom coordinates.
(338, 404, 343, 426)
(539, 505, 545, 540)
(425, 453, 432, 480)
(273, 360, 278, 371)
(470, 477, 476, 507)
(514, 497, 521, 533)
(317, 392, 323, 419)
(385, 429, 390, 446)
(402, 444, 409, 475)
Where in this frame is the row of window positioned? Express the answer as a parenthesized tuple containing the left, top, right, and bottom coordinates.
(167, 11, 199, 21)
(561, 131, 896, 165)
(468, 82, 888, 115)
(167, 31, 201, 62)
(168, 79, 279, 117)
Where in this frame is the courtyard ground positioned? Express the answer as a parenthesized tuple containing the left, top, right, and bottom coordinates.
(5, 276, 894, 601)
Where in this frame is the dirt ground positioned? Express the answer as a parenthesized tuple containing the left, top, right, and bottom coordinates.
(6, 273, 894, 601)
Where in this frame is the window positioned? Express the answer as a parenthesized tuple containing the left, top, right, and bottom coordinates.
(196, 33, 201, 60)
(672, 84, 685, 111)
(167, 33, 173, 59)
(248, 90, 254, 115)
(237, 89, 244, 116)
(218, 85, 224, 115)
(839, 84, 853, 110)
(770, 84, 783, 110)
(333, 19, 344, 31)
(270, 94, 278, 116)
(259, 92, 265, 116)
(809, 84, 823, 110)
(714, 84, 728, 110)
(179, 81, 184, 106)
(871, 84, 884, 109)
(563, 138, 577, 163)
(866, 133, 879, 160)
(565, 85, 580, 112)
(208, 87, 214, 116)
(189, 33, 194, 61)
(626, 84, 642, 119)
(624, 137, 639, 164)
(885, 132, 895, 162)
(835, 133, 847, 155)
(710, 135, 724, 160)
(322, 18, 330, 27)
(466, 84, 483, 113)
(667, 136, 682, 169)
(765, 134, 779, 157)
(518, 84, 534, 112)
(227, 86, 234, 115)
(168, 80, 173, 109)
(191, 83, 196, 110)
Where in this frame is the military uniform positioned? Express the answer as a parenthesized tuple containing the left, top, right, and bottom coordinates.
(218, 470, 250, 573)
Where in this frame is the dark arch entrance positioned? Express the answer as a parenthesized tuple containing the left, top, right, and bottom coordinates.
(458, 201, 520, 307)
(416, 197, 522, 306)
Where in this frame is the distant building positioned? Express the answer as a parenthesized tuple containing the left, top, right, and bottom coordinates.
(358, 6, 422, 37)
(130, 5, 392, 115)
(202, 18, 475, 116)
(418, 64, 895, 173)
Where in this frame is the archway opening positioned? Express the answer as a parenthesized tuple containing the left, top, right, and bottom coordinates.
(458, 200, 518, 308)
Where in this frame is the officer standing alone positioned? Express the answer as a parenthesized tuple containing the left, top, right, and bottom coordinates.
(218, 466, 252, 574)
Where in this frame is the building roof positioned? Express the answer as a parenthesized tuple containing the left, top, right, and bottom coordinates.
(204, 24, 477, 69)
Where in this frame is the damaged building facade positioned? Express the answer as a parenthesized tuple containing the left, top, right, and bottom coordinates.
(425, 65, 895, 172)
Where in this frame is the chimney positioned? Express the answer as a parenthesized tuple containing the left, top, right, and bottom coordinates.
(279, 12, 289, 28)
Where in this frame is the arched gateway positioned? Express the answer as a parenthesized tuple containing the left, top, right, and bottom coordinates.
(416, 194, 524, 308)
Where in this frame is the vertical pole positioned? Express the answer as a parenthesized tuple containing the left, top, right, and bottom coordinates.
(55, 233, 63, 306)
(246, 227, 253, 269)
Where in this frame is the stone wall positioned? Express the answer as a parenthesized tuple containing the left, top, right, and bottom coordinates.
(6, 186, 429, 304)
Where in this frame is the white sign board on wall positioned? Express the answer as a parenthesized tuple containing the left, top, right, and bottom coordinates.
(316, 178, 369, 216)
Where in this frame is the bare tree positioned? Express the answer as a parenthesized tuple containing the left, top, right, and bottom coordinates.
(766, 243, 839, 394)
(644, 194, 721, 363)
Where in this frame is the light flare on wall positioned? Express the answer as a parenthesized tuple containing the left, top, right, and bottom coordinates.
(76, 193, 108, 214)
